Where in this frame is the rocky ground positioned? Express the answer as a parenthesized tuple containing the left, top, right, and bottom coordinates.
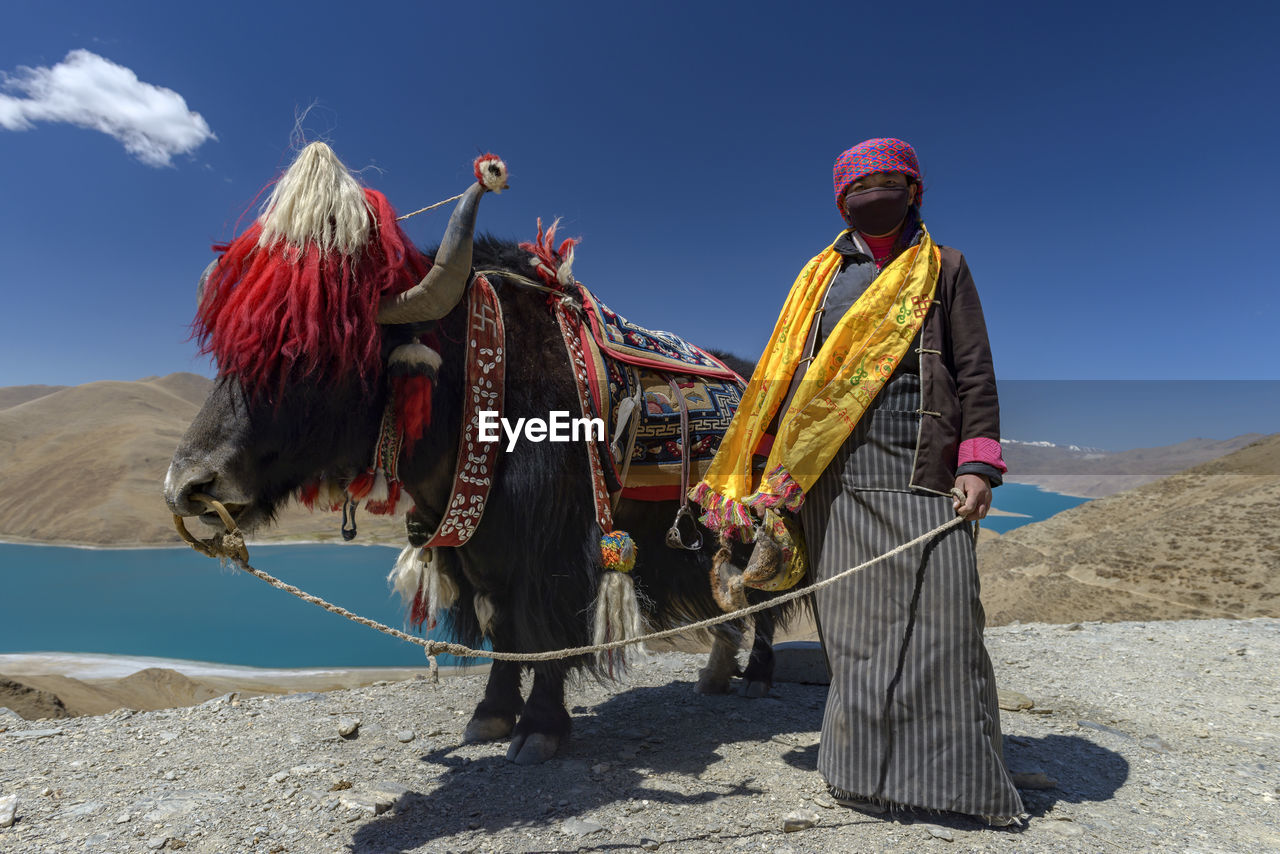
(1, 618, 1277, 853)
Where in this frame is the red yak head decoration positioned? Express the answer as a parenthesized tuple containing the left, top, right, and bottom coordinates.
(195, 143, 508, 403)
(195, 142, 432, 401)
(186, 142, 507, 518)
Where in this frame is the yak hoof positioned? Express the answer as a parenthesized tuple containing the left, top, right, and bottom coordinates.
(695, 666, 733, 694)
(506, 732, 560, 765)
(741, 680, 771, 699)
(463, 715, 515, 744)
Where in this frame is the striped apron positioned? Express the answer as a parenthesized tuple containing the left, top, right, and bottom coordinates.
(797, 361, 1024, 818)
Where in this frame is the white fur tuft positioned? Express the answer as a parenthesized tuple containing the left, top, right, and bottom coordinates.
(474, 594, 496, 636)
(556, 245, 575, 286)
(258, 141, 373, 255)
(387, 547, 459, 629)
(366, 470, 389, 505)
(427, 549, 459, 611)
(388, 342, 443, 372)
(592, 571, 646, 672)
(477, 158, 508, 194)
(388, 545, 426, 605)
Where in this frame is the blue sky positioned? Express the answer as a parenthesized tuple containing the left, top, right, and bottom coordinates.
(1, 1, 1277, 446)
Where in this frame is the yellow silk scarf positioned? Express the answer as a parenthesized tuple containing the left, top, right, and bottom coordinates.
(689, 225, 941, 539)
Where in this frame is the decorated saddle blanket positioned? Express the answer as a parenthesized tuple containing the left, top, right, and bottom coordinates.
(579, 287, 742, 381)
(574, 286, 746, 502)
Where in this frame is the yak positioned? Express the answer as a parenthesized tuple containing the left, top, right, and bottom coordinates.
(164, 144, 803, 764)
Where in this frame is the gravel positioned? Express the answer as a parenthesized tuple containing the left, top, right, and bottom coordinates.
(1, 618, 1277, 853)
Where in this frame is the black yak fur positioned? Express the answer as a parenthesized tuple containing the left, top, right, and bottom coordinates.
(167, 233, 806, 763)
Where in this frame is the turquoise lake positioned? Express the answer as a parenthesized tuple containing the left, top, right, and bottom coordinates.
(981, 482, 1089, 534)
(0, 543, 462, 669)
(0, 484, 1084, 669)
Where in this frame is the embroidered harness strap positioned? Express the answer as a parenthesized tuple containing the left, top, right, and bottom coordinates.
(421, 274, 505, 547)
(552, 290, 614, 535)
(471, 267, 617, 537)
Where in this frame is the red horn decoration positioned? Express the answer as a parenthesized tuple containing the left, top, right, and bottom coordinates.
(388, 339, 442, 450)
(196, 142, 429, 398)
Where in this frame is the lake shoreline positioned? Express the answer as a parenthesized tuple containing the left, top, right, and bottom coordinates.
(0, 621, 812, 720)
(0, 651, 474, 683)
(0, 651, 486, 720)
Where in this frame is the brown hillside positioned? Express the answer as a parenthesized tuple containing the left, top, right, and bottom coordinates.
(0, 676, 71, 720)
(146, 372, 222, 407)
(0, 374, 406, 546)
(979, 433, 1280, 626)
(0, 384, 66, 411)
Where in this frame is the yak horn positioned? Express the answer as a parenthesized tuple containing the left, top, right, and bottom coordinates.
(377, 182, 487, 324)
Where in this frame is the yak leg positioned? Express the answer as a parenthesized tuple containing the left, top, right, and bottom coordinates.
(740, 611, 776, 698)
(507, 665, 570, 765)
(696, 630, 740, 694)
(463, 660, 523, 743)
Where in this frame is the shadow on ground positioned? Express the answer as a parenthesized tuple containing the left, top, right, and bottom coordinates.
(1005, 733, 1131, 817)
(350, 681, 1130, 852)
(350, 675, 825, 852)
(776, 731, 1128, 834)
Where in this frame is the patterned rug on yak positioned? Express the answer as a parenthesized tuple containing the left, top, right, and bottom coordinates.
(580, 289, 742, 381)
(576, 287, 747, 503)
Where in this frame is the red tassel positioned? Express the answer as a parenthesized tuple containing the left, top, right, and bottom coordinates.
(409, 590, 432, 632)
(392, 374, 434, 449)
(518, 218, 580, 288)
(298, 480, 320, 510)
(365, 480, 401, 516)
(347, 471, 375, 501)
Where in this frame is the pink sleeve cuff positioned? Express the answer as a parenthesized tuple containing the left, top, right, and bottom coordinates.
(958, 437, 1007, 473)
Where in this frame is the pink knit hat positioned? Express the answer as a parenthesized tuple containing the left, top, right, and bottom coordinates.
(833, 138, 924, 217)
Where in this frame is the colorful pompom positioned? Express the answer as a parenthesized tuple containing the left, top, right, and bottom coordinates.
(600, 530, 636, 573)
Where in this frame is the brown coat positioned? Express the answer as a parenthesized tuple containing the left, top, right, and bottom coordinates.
(913, 245, 1003, 494)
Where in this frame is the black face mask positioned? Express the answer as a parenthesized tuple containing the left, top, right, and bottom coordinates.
(843, 186, 911, 236)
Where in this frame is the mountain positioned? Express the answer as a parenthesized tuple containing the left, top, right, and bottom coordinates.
(0, 374, 405, 546)
(1000, 435, 1268, 497)
(0, 384, 66, 411)
(979, 433, 1280, 625)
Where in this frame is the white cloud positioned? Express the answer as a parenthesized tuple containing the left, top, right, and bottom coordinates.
(0, 49, 215, 167)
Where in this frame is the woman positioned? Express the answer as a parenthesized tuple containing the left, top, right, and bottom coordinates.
(691, 138, 1023, 823)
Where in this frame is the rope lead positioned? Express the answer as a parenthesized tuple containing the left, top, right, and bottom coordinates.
(174, 495, 970, 664)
